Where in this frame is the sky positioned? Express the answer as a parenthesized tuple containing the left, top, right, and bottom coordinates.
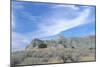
(12, 1, 96, 51)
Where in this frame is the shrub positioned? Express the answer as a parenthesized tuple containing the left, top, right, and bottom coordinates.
(11, 51, 27, 66)
(20, 57, 49, 65)
(38, 43, 47, 48)
(32, 39, 44, 47)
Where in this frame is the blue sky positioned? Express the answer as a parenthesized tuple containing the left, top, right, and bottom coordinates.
(12, 1, 96, 51)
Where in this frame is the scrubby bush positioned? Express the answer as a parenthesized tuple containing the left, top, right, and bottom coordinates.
(20, 57, 49, 65)
(56, 36, 67, 48)
(38, 43, 47, 48)
(11, 57, 20, 67)
(11, 51, 27, 66)
(11, 35, 96, 65)
(26, 39, 47, 49)
(32, 39, 44, 47)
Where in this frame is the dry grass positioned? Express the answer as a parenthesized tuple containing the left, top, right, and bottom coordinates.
(80, 56, 95, 61)
(11, 47, 95, 66)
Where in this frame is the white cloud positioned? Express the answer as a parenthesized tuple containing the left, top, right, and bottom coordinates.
(12, 14, 15, 28)
(13, 1, 25, 10)
(12, 32, 32, 51)
(52, 4, 79, 10)
(12, 7, 91, 41)
(28, 8, 91, 38)
(12, 2, 25, 29)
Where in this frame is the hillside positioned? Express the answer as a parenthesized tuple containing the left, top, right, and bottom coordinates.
(11, 35, 96, 67)
(26, 35, 95, 50)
